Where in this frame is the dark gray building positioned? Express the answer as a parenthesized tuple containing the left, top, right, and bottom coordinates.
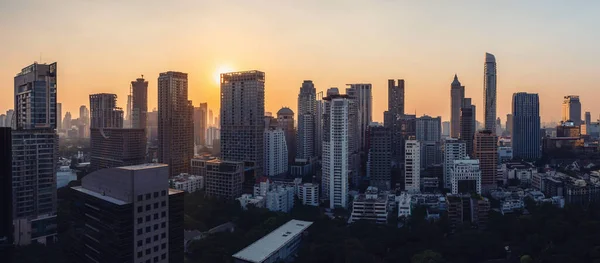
(450, 74, 465, 138)
(296, 81, 317, 160)
(0, 128, 12, 255)
(512, 92, 541, 160)
(90, 128, 147, 171)
(131, 77, 148, 130)
(460, 98, 476, 157)
(367, 125, 391, 191)
(90, 93, 124, 129)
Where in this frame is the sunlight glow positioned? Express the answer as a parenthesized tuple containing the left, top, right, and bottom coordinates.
(214, 65, 234, 84)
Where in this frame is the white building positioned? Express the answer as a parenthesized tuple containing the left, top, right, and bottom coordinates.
(498, 147, 513, 163)
(298, 183, 319, 206)
(264, 128, 288, 176)
(322, 92, 350, 208)
(500, 199, 524, 215)
(451, 159, 482, 194)
(397, 192, 412, 218)
(443, 138, 467, 189)
(349, 187, 388, 224)
(266, 186, 295, 213)
(238, 194, 265, 210)
(170, 173, 204, 193)
(405, 140, 421, 193)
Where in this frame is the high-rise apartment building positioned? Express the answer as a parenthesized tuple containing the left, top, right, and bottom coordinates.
(201, 159, 244, 200)
(450, 74, 465, 138)
(512, 93, 541, 160)
(443, 138, 467, 189)
(90, 128, 147, 171)
(5, 110, 14, 129)
(79, 105, 90, 138)
(484, 53, 497, 132)
(298, 183, 319, 206)
(562, 95, 582, 125)
(460, 98, 476, 157)
(416, 115, 441, 142)
(194, 103, 208, 146)
(474, 130, 498, 192)
(90, 93, 124, 128)
(147, 109, 158, 143)
(367, 125, 391, 190)
(63, 112, 72, 130)
(405, 140, 421, 193)
(388, 79, 405, 117)
(322, 92, 350, 208)
(158, 71, 194, 177)
(220, 71, 265, 174)
(131, 77, 148, 130)
(70, 164, 184, 263)
(56, 103, 62, 130)
(296, 81, 317, 160)
(451, 158, 481, 194)
(264, 128, 288, 177)
(277, 107, 296, 164)
(0, 115, 5, 127)
(0, 128, 12, 252)
(442, 121, 450, 138)
(12, 62, 58, 245)
(346, 84, 372, 151)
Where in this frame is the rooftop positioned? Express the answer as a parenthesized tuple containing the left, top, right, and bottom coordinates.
(72, 186, 128, 205)
(118, 163, 168, 171)
(232, 219, 313, 263)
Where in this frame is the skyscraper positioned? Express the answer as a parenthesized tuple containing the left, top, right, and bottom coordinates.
(387, 79, 405, 163)
(208, 109, 214, 126)
(220, 71, 265, 174)
(443, 138, 467, 189)
(484, 53, 497, 132)
(194, 103, 208, 146)
(90, 93, 123, 128)
(460, 98, 476, 157)
(474, 130, 498, 192)
(264, 128, 288, 177)
(450, 74, 465, 138)
(506, 114, 513, 135)
(5, 110, 14, 129)
(322, 91, 350, 209)
(512, 93, 541, 160)
(388, 79, 404, 117)
(131, 76, 148, 130)
(562, 95, 581, 125)
(346, 83, 372, 151)
(442, 121, 450, 138)
(405, 139, 421, 193)
(0, 128, 12, 252)
(12, 62, 58, 245)
(367, 125, 391, 190)
(585, 111, 591, 125)
(79, 105, 89, 137)
(416, 115, 441, 142)
(0, 115, 5, 128)
(296, 80, 316, 160)
(277, 107, 296, 164)
(63, 111, 72, 130)
(57, 103, 62, 130)
(158, 71, 194, 177)
(90, 128, 147, 171)
(315, 91, 324, 157)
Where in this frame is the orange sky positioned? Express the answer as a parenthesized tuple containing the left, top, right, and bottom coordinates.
(1, 1, 599, 125)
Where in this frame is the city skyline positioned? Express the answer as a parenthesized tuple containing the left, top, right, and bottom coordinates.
(2, 2, 599, 124)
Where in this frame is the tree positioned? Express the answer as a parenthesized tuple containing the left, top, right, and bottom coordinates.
(411, 250, 445, 263)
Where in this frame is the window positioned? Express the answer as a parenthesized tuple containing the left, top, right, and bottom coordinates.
(154, 257, 158, 263)
(161, 222, 166, 228)
(161, 254, 166, 260)
(146, 204, 151, 211)
(137, 251, 143, 258)
(137, 229, 143, 235)
(161, 211, 166, 218)
(153, 246, 158, 252)
(145, 248, 151, 254)
(137, 217, 143, 224)
(161, 190, 166, 196)
(161, 243, 166, 249)
(146, 237, 151, 244)
(146, 215, 150, 221)
(137, 206, 143, 213)
(154, 213, 158, 220)
(137, 240, 143, 247)
(154, 203, 159, 209)
(161, 201, 166, 207)
(154, 224, 158, 230)
(145, 226, 151, 233)
(146, 260, 150, 263)
(137, 195, 143, 202)
(145, 193, 151, 200)
(154, 235, 158, 241)
(161, 233, 166, 239)
(154, 192, 159, 198)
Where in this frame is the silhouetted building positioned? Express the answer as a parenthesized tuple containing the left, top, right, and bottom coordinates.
(460, 98, 476, 157)
(450, 74, 465, 138)
(201, 159, 244, 200)
(90, 93, 124, 128)
(0, 128, 12, 254)
(386, 79, 405, 164)
(557, 122, 580, 137)
(194, 103, 208, 146)
(131, 77, 148, 130)
(562, 95, 581, 125)
(346, 83, 372, 151)
(367, 125, 391, 190)
(484, 53, 497, 132)
(277, 107, 295, 164)
(90, 128, 147, 171)
(474, 130, 498, 192)
(512, 93, 541, 160)
(446, 194, 490, 229)
(296, 80, 317, 160)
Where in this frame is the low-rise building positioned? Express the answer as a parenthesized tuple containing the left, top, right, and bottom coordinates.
(502, 161, 537, 186)
(298, 183, 319, 206)
(170, 173, 204, 193)
(202, 159, 244, 200)
(500, 199, 524, 215)
(446, 194, 490, 229)
(397, 192, 412, 218)
(238, 194, 265, 210)
(266, 186, 295, 213)
(349, 187, 388, 224)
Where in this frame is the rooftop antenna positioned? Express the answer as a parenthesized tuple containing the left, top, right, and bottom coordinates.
(141, 74, 144, 79)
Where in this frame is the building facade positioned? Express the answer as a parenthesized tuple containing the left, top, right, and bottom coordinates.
(90, 128, 147, 171)
(484, 53, 497, 132)
(450, 74, 465, 138)
(202, 159, 244, 200)
(194, 103, 208, 146)
(474, 130, 499, 192)
(265, 186, 295, 213)
(90, 93, 124, 129)
(131, 77, 148, 130)
(296, 80, 317, 160)
(512, 92, 541, 160)
(451, 159, 482, 194)
(416, 115, 441, 142)
(264, 128, 288, 177)
(322, 92, 350, 208)
(349, 187, 388, 224)
(367, 125, 392, 191)
(443, 138, 467, 189)
(562, 95, 582, 126)
(0, 128, 12, 251)
(459, 98, 476, 157)
(405, 140, 421, 193)
(298, 183, 319, 206)
(277, 107, 296, 164)
(346, 83, 372, 151)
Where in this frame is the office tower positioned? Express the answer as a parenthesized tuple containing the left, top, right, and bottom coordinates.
(220, 71, 265, 174)
(63, 112, 72, 130)
(512, 93, 541, 160)
(421, 141, 442, 169)
(443, 138, 467, 189)
(585, 111, 591, 125)
(264, 128, 288, 177)
(90, 128, 147, 171)
(398, 114, 417, 159)
(346, 83, 372, 150)
(474, 130, 498, 192)
(416, 115, 441, 142)
(297, 80, 317, 160)
(388, 79, 405, 117)
(322, 92, 350, 208)
(90, 93, 124, 128)
(200, 159, 244, 200)
(387, 79, 405, 162)
(79, 105, 89, 137)
(442, 121, 450, 138)
(562, 95, 582, 125)
(208, 109, 214, 126)
(277, 107, 296, 164)
(460, 98, 476, 157)
(450, 74, 465, 138)
(451, 159, 481, 194)
(131, 77, 148, 130)
(484, 53, 497, 132)
(193, 103, 208, 146)
(5, 110, 14, 129)
(70, 164, 183, 263)
(506, 114, 513, 135)
(405, 140, 420, 193)
(56, 103, 62, 130)
(158, 71, 194, 177)
(367, 125, 391, 190)
(13, 62, 58, 245)
(315, 91, 324, 157)
(0, 128, 12, 252)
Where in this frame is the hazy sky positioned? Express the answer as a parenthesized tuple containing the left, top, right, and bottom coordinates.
(1, 0, 599, 124)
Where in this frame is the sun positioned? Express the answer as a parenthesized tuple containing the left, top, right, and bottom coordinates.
(214, 65, 234, 84)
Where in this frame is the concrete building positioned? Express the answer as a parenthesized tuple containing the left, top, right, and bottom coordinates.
(12, 62, 58, 245)
(451, 158, 482, 194)
(237, 194, 265, 210)
(158, 71, 194, 177)
(405, 140, 420, 193)
(450, 74, 465, 138)
(147, 109, 158, 143)
(206, 126, 220, 148)
(220, 71, 265, 175)
(266, 186, 295, 213)
(346, 83, 372, 151)
(585, 111, 591, 125)
(349, 187, 388, 224)
(416, 115, 441, 142)
(506, 114, 513, 135)
(131, 77, 148, 130)
(484, 52, 497, 132)
(202, 159, 244, 200)
(5, 110, 14, 129)
(562, 95, 582, 125)
(446, 194, 490, 229)
(498, 147, 513, 163)
(386, 79, 405, 164)
(421, 141, 442, 169)
(277, 107, 296, 164)
(443, 138, 467, 189)
(322, 91, 350, 208)
(367, 125, 392, 190)
(56, 103, 62, 130)
(296, 80, 317, 160)
(442, 121, 450, 138)
(194, 103, 208, 146)
(79, 105, 90, 138)
(232, 220, 312, 263)
(0, 128, 12, 251)
(512, 92, 541, 160)
(170, 174, 204, 193)
(460, 98, 476, 157)
(90, 93, 124, 128)
(264, 128, 288, 177)
(298, 183, 319, 206)
(70, 164, 184, 263)
(474, 130, 499, 192)
(90, 128, 146, 171)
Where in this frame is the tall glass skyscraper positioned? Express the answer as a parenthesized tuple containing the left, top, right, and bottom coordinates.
(512, 93, 541, 160)
(484, 53, 497, 132)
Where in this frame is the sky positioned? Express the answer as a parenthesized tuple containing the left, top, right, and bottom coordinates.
(1, 0, 599, 124)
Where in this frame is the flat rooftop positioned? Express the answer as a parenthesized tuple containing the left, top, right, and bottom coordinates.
(232, 219, 313, 263)
(72, 186, 128, 205)
(118, 163, 168, 171)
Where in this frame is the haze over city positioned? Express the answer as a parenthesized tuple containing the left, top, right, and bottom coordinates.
(1, 1, 599, 123)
